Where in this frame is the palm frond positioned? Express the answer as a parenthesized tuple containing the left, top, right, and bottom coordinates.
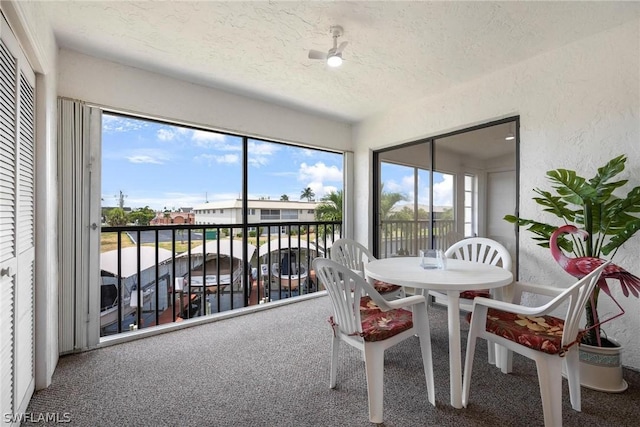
(547, 169, 598, 205)
(589, 154, 626, 187)
(602, 218, 640, 255)
(532, 189, 577, 221)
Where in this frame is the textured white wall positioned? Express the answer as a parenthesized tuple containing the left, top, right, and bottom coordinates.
(57, 49, 352, 152)
(354, 20, 640, 368)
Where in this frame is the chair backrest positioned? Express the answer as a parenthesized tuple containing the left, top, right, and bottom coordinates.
(445, 237, 512, 271)
(313, 257, 392, 337)
(539, 261, 609, 347)
(330, 238, 376, 275)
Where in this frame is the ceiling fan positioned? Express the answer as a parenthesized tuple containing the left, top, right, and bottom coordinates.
(308, 26, 348, 67)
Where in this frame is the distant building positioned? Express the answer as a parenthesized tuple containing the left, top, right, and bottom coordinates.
(150, 210, 195, 225)
(193, 199, 318, 233)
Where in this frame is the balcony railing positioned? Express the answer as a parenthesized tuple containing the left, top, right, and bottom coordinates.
(100, 221, 342, 337)
(379, 219, 456, 258)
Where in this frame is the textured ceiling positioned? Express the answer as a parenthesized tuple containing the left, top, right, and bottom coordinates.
(42, 1, 640, 123)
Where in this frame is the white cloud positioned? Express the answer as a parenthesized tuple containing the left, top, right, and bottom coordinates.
(385, 173, 453, 207)
(383, 180, 405, 193)
(127, 155, 163, 164)
(190, 130, 235, 149)
(102, 114, 146, 133)
(194, 153, 239, 165)
(433, 174, 454, 206)
(247, 141, 279, 167)
(157, 128, 175, 141)
(296, 162, 344, 200)
(122, 190, 245, 211)
(124, 148, 171, 164)
(217, 154, 239, 164)
(298, 162, 342, 183)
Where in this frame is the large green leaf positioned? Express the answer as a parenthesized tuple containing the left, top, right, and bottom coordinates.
(609, 186, 640, 213)
(547, 169, 598, 205)
(503, 216, 574, 252)
(589, 155, 629, 204)
(600, 187, 640, 237)
(602, 218, 640, 255)
(589, 154, 626, 187)
(532, 189, 576, 222)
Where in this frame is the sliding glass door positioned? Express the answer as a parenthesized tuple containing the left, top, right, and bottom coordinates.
(373, 118, 519, 276)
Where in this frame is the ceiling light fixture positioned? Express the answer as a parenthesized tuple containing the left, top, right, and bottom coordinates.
(505, 132, 515, 141)
(327, 53, 343, 67)
(308, 25, 348, 67)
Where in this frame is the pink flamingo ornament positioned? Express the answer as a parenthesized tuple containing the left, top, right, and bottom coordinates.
(550, 225, 640, 345)
(550, 225, 640, 298)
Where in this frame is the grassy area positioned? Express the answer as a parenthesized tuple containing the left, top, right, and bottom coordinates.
(100, 232, 136, 253)
(101, 232, 193, 254)
(101, 232, 324, 254)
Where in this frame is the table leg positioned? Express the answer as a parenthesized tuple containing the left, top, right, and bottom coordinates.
(446, 290, 463, 408)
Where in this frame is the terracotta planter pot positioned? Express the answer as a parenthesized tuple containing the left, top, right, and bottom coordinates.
(579, 338, 628, 393)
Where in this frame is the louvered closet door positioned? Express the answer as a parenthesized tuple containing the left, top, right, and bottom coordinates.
(0, 14, 36, 424)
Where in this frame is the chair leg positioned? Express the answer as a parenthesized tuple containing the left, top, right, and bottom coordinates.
(498, 345, 514, 374)
(487, 342, 496, 366)
(462, 329, 480, 408)
(330, 335, 340, 389)
(564, 347, 581, 411)
(414, 305, 435, 406)
(535, 357, 563, 427)
(363, 344, 385, 424)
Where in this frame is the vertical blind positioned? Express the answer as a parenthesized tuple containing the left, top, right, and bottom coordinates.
(57, 98, 101, 353)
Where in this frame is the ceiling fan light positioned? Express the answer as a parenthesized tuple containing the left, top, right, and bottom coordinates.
(327, 54, 342, 67)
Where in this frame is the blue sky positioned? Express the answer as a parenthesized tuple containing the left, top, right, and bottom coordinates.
(380, 162, 453, 208)
(102, 114, 344, 210)
(102, 113, 452, 211)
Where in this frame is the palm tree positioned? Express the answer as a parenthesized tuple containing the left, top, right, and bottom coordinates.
(301, 187, 315, 202)
(379, 186, 409, 252)
(380, 187, 408, 219)
(106, 207, 128, 226)
(280, 194, 289, 201)
(315, 190, 343, 222)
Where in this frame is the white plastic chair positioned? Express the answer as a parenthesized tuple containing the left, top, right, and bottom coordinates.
(313, 257, 435, 424)
(429, 237, 512, 367)
(330, 238, 405, 299)
(462, 261, 609, 427)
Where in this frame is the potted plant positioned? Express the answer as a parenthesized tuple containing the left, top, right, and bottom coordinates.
(505, 154, 640, 391)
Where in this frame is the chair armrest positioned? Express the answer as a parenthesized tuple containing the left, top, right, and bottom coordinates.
(513, 281, 564, 298)
(384, 295, 426, 310)
(471, 296, 553, 317)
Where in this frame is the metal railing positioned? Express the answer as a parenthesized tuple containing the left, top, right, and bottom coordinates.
(100, 221, 342, 337)
(379, 219, 456, 258)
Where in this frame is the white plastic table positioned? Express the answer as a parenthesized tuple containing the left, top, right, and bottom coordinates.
(364, 257, 513, 408)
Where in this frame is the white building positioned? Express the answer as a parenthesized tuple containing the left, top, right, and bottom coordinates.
(193, 199, 319, 230)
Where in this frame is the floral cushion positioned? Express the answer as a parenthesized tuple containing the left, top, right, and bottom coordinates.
(467, 308, 565, 355)
(328, 298, 412, 342)
(359, 296, 381, 314)
(360, 308, 413, 342)
(460, 289, 491, 299)
(373, 280, 402, 294)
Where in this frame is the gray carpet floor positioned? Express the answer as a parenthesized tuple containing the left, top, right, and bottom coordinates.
(27, 295, 640, 426)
